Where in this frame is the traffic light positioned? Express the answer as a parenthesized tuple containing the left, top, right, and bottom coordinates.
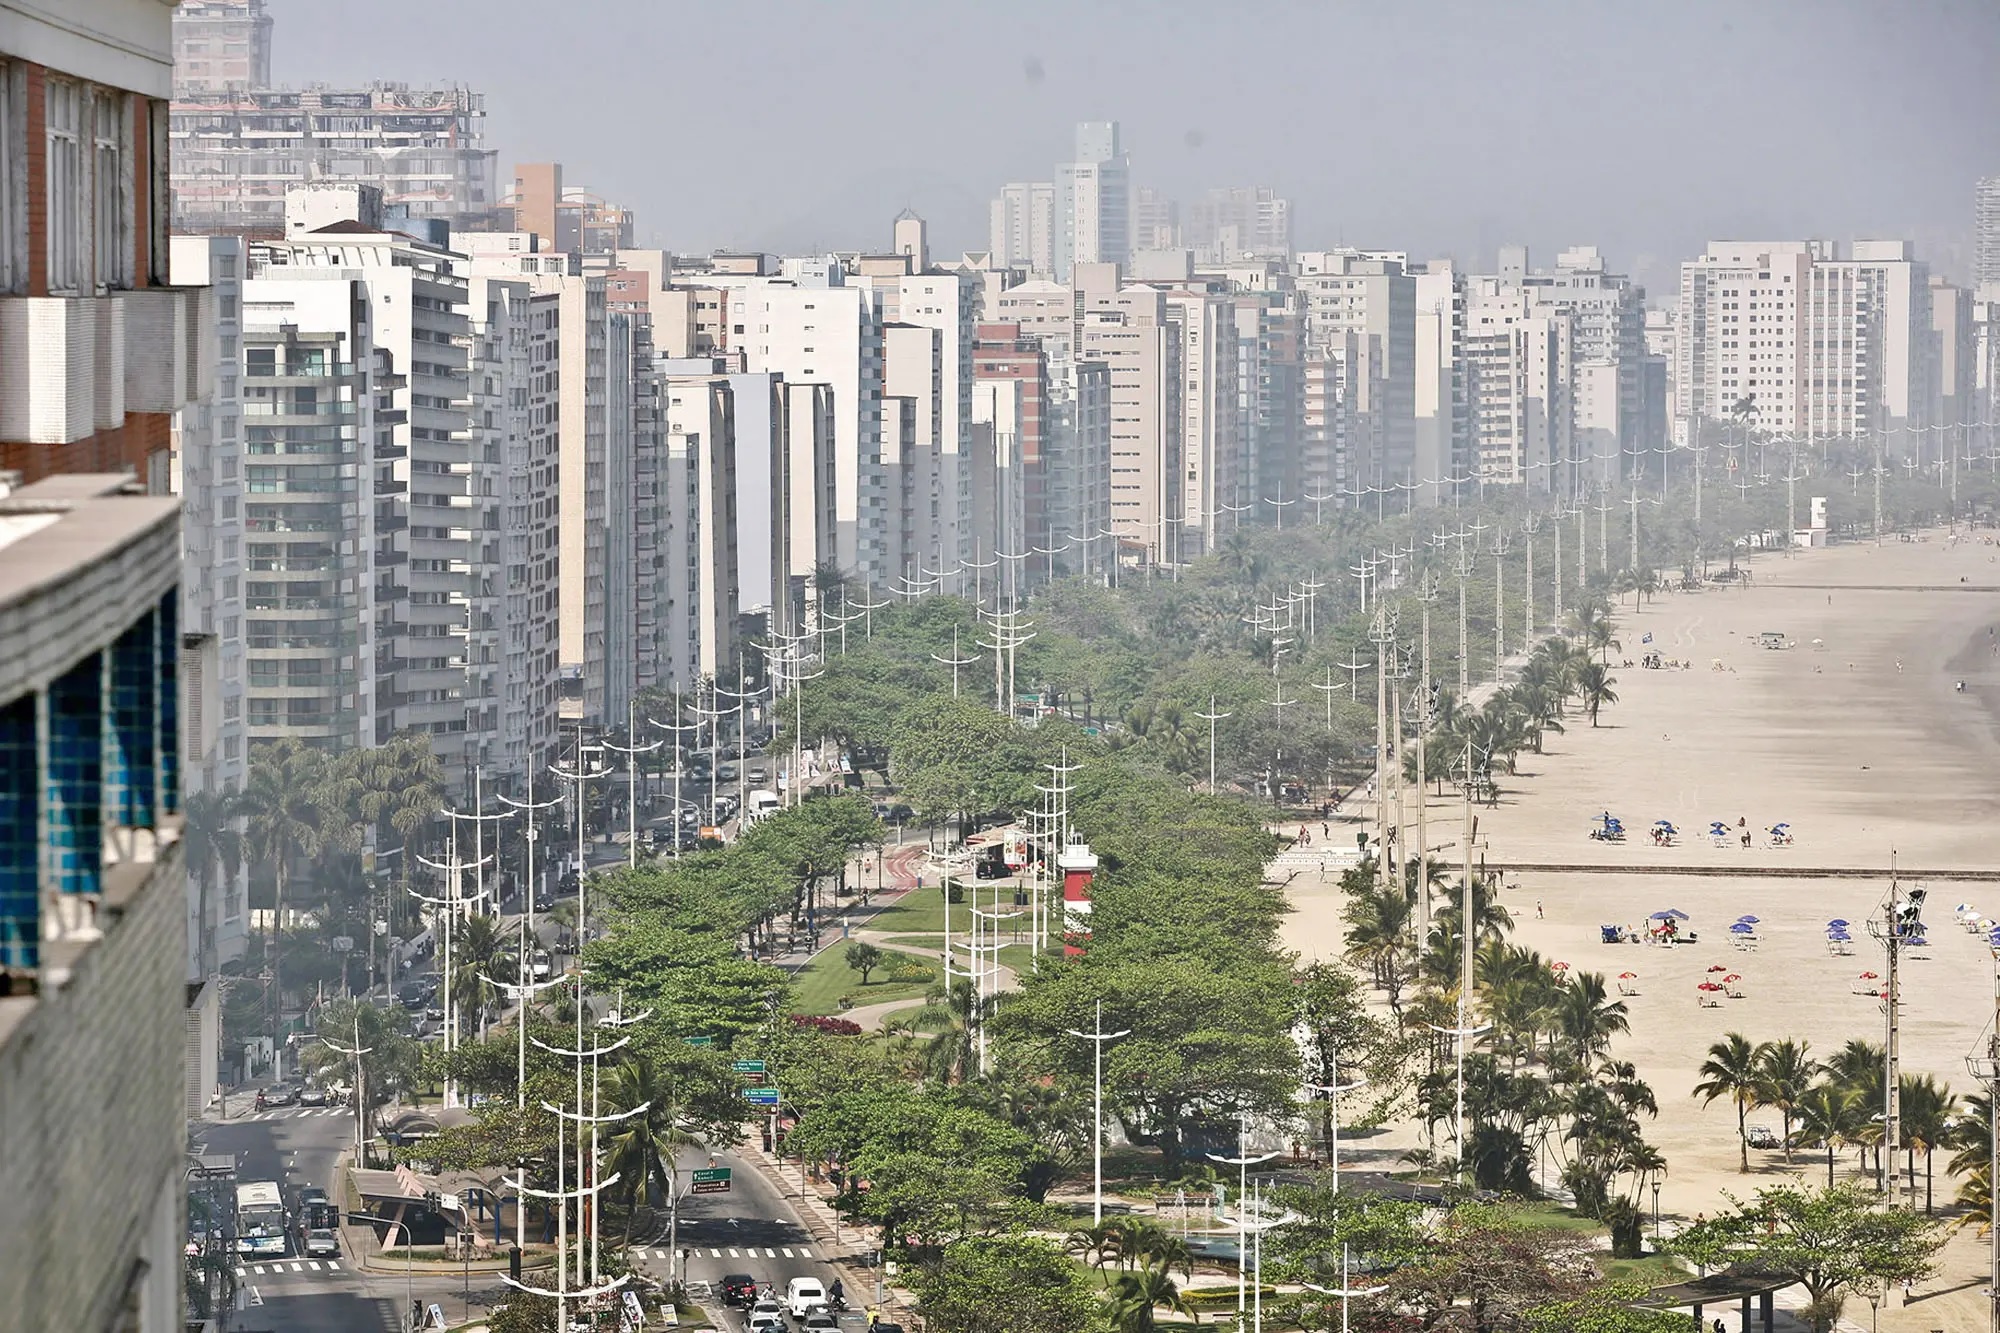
(423, 1189, 441, 1211)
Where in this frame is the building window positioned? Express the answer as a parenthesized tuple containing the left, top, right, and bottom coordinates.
(46, 79, 85, 292)
(93, 90, 131, 289)
(0, 62, 16, 293)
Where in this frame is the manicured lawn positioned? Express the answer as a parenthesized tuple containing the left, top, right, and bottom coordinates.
(788, 945, 938, 1016)
(1599, 1252, 1682, 1285)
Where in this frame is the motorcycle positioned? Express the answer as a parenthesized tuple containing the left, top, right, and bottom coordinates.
(827, 1291, 849, 1313)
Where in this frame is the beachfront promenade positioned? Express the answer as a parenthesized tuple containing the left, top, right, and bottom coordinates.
(1281, 530, 2000, 1333)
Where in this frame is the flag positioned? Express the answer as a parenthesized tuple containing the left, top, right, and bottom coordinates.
(1642, 632, 1653, 644)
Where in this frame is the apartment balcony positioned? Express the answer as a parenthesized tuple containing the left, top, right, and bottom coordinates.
(0, 296, 122, 442)
(242, 399, 356, 423)
(247, 358, 355, 381)
(374, 478, 408, 496)
(121, 285, 217, 413)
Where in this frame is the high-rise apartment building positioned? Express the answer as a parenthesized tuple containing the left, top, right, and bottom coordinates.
(989, 182, 1057, 276)
(171, 0, 273, 92)
(1056, 121, 1132, 281)
(172, 84, 499, 234)
(1079, 278, 1179, 564)
(1297, 251, 1416, 501)
(1135, 187, 1181, 252)
(1676, 240, 1935, 453)
(1189, 186, 1292, 260)
(1977, 176, 2000, 289)
(171, 5, 496, 233)
(505, 162, 637, 257)
(974, 323, 1052, 553)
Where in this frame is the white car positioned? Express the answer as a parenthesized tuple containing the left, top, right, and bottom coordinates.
(746, 1304, 786, 1333)
(784, 1277, 827, 1318)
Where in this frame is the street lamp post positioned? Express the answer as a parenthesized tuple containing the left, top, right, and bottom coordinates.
(1302, 1251, 1389, 1333)
(1193, 695, 1232, 794)
(1208, 1114, 1278, 1319)
(646, 684, 700, 855)
(600, 700, 661, 870)
(1064, 1000, 1131, 1225)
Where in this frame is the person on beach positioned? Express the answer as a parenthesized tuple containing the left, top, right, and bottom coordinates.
(1535, 900, 1543, 919)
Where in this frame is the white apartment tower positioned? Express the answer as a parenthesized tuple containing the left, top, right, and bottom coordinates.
(990, 183, 1057, 276)
(1056, 121, 1132, 281)
(1676, 240, 1935, 455)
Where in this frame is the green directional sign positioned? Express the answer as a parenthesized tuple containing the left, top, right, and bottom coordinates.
(691, 1167, 731, 1195)
(744, 1086, 780, 1107)
(731, 1059, 766, 1075)
(682, 1035, 714, 1048)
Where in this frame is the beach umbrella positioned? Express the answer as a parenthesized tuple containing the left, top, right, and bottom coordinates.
(1707, 964, 1729, 972)
(1958, 903, 1975, 913)
(1551, 961, 1570, 971)
(1737, 915, 1761, 924)
(1858, 971, 1879, 980)
(1709, 821, 1729, 836)
(1723, 974, 1741, 983)
(1651, 909, 1690, 921)
(1729, 922, 1755, 934)
(1772, 823, 1790, 832)
(1618, 971, 1638, 980)
(1697, 981, 1724, 992)
(1827, 919, 1850, 928)
(1826, 929, 1851, 938)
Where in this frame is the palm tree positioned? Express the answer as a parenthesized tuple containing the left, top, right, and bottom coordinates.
(1825, 1038, 1885, 1177)
(181, 786, 243, 979)
(1552, 973, 1630, 1067)
(1793, 1082, 1859, 1188)
(1064, 1221, 1118, 1273)
(241, 740, 330, 1031)
(450, 914, 507, 1041)
(1754, 1039, 1821, 1165)
(600, 1055, 707, 1254)
(908, 978, 981, 1084)
(1948, 1091, 1992, 1181)
(1586, 617, 1622, 666)
(1343, 877, 1414, 1014)
(1694, 1033, 1771, 1173)
(1104, 1266, 1197, 1333)
(1955, 1163, 1994, 1238)
(1576, 662, 1619, 726)
(1899, 1074, 1958, 1215)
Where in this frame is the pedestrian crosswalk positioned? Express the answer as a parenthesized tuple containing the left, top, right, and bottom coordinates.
(238, 1258, 343, 1276)
(633, 1246, 818, 1261)
(231, 1106, 348, 1121)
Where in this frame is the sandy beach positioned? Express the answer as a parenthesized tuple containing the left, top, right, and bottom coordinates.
(1280, 530, 2000, 1331)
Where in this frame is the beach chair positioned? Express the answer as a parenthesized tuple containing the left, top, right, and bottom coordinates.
(1906, 937, 1932, 958)
(1699, 992, 1721, 1008)
(1725, 983, 1745, 999)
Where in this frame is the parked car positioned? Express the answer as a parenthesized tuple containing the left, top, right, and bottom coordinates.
(1745, 1124, 1781, 1149)
(719, 1275, 758, 1308)
(258, 1083, 298, 1108)
(745, 1301, 786, 1332)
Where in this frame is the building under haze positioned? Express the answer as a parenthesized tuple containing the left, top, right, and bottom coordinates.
(1056, 121, 1132, 282)
(1978, 176, 2000, 290)
(171, 1, 497, 233)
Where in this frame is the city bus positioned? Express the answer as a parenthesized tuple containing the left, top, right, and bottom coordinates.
(234, 1181, 288, 1258)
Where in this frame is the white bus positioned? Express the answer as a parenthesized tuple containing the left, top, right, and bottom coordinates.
(235, 1181, 288, 1258)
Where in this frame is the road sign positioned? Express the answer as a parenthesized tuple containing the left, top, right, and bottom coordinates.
(731, 1059, 766, 1075)
(682, 1035, 713, 1048)
(743, 1086, 780, 1107)
(330, 936, 353, 953)
(691, 1167, 731, 1195)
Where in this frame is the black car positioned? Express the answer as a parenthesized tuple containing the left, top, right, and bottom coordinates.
(720, 1274, 758, 1307)
(297, 1085, 327, 1107)
(257, 1083, 297, 1108)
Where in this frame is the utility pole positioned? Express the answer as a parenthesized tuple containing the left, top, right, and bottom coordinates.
(1413, 579, 1436, 946)
(1965, 926, 2000, 1333)
(1064, 1000, 1130, 1225)
(1521, 514, 1538, 646)
(1551, 505, 1564, 633)
(1490, 534, 1511, 682)
(1367, 606, 1396, 859)
(550, 737, 612, 940)
(1266, 675, 1297, 807)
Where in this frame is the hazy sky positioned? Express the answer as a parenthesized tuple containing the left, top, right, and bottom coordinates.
(270, 0, 2000, 294)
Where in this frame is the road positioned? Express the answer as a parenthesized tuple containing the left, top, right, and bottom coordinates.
(193, 1097, 481, 1333)
(192, 1097, 871, 1332)
(624, 1140, 871, 1327)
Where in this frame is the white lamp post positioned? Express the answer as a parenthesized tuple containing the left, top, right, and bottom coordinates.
(1064, 1000, 1130, 1224)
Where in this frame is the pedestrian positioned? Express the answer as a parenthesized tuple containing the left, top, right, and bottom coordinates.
(1535, 899, 1544, 919)
(1322, 822, 1330, 838)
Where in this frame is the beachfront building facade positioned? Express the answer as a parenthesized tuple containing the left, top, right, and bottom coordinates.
(1674, 240, 1938, 458)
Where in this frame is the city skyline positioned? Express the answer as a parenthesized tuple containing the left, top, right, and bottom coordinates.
(257, 0, 2000, 293)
